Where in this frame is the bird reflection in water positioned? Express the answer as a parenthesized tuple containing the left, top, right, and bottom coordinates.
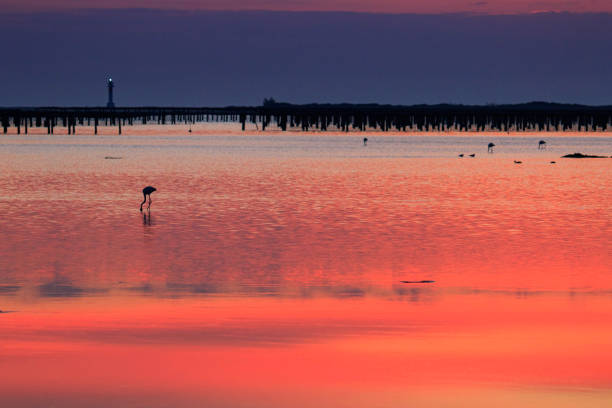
(143, 210, 152, 226)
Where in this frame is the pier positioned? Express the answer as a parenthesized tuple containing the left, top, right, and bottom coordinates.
(1, 102, 611, 134)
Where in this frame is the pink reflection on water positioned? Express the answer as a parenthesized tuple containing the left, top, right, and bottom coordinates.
(0, 131, 611, 407)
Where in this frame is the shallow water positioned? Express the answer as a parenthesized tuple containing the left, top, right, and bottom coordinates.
(1, 129, 611, 407)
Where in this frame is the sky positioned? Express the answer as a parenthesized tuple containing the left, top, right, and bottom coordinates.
(0, 7, 611, 106)
(2, 0, 612, 14)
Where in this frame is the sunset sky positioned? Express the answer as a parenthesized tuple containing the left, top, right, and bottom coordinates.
(0, 2, 611, 106)
(1, 3, 612, 408)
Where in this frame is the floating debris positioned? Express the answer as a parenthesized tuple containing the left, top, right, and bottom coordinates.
(562, 153, 608, 158)
(514, 160, 522, 164)
(401, 280, 436, 284)
(104, 156, 123, 160)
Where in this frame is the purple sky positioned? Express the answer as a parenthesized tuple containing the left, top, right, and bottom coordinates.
(0, 9, 611, 106)
(2, 1, 612, 14)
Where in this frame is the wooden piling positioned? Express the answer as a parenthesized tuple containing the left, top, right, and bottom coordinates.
(0, 104, 610, 135)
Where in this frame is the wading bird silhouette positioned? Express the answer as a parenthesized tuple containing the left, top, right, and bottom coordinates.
(488, 142, 495, 153)
(140, 186, 156, 212)
(363, 137, 368, 146)
(538, 140, 547, 149)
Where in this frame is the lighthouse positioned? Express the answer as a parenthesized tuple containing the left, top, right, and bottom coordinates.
(107, 78, 115, 108)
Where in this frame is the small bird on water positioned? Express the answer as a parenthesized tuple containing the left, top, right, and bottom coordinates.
(140, 186, 156, 212)
(514, 160, 522, 164)
(469, 153, 476, 157)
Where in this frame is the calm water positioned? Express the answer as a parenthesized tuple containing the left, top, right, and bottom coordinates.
(1, 128, 611, 407)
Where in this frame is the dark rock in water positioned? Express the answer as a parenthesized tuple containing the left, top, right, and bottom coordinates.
(562, 153, 608, 158)
(104, 156, 123, 160)
(401, 280, 435, 284)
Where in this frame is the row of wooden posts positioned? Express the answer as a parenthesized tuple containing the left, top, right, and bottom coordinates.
(1, 107, 611, 134)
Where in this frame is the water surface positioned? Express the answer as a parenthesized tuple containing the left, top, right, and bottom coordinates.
(1, 129, 611, 407)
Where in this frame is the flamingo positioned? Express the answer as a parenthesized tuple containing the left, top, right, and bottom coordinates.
(538, 140, 547, 149)
(140, 186, 156, 212)
(488, 142, 495, 153)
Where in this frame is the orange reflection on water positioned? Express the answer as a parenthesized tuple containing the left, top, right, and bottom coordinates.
(1, 294, 612, 407)
(0, 132, 611, 407)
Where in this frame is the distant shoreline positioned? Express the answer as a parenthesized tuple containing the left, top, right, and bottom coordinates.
(3, 101, 612, 110)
